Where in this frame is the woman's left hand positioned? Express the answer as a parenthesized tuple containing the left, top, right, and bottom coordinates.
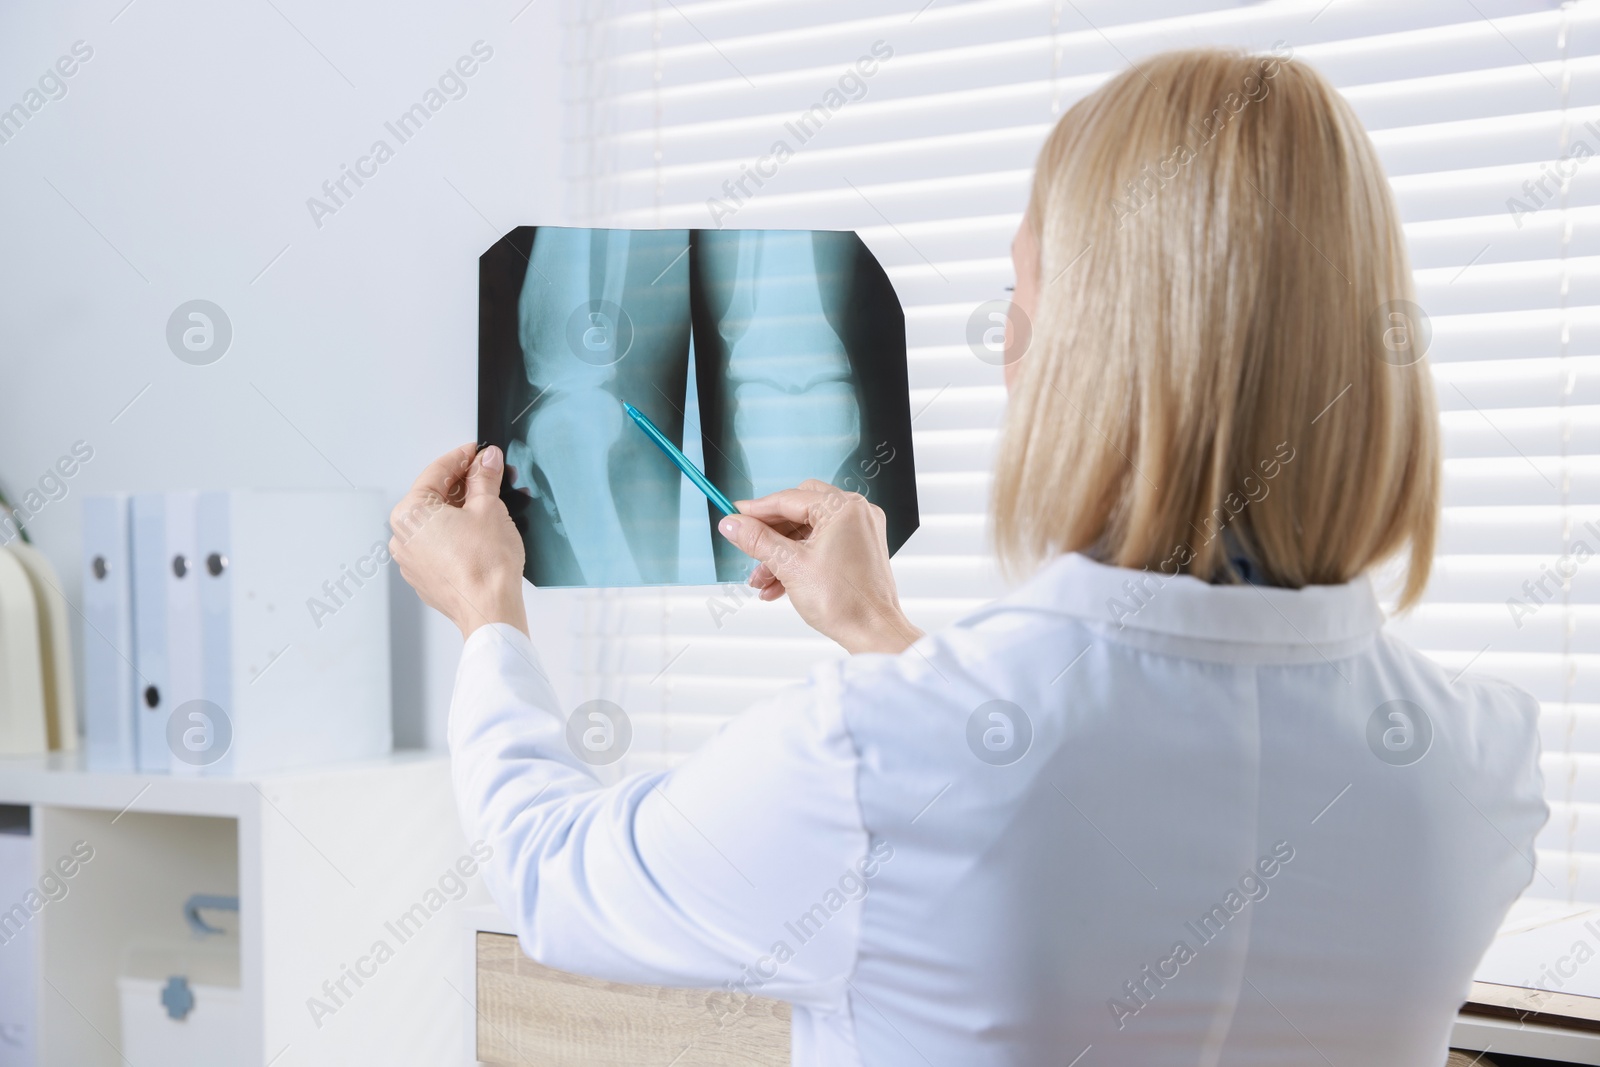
(390, 443, 528, 639)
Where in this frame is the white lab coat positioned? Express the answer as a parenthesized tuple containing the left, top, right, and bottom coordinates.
(449, 552, 1547, 1065)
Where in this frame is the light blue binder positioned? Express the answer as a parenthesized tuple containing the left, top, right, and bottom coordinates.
(130, 494, 169, 773)
(194, 491, 234, 776)
(82, 494, 137, 771)
(162, 490, 203, 775)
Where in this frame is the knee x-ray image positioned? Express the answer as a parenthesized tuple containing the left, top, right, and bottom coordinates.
(478, 227, 918, 588)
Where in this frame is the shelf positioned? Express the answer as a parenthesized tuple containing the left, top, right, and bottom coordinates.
(0, 749, 448, 818)
(1, 748, 483, 1066)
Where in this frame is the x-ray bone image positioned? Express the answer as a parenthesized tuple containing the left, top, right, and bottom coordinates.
(478, 226, 918, 588)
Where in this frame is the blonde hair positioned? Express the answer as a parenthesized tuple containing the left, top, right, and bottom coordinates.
(992, 47, 1440, 609)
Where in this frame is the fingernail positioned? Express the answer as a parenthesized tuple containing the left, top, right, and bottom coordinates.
(481, 446, 502, 471)
(718, 517, 738, 538)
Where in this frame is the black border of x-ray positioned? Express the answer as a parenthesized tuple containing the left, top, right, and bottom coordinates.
(478, 227, 583, 584)
(478, 225, 919, 589)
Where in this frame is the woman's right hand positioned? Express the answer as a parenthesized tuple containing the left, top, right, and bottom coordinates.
(717, 480, 923, 655)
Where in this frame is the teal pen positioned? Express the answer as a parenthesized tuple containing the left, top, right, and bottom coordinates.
(622, 401, 740, 517)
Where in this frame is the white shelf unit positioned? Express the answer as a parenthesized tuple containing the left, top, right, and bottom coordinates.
(0, 750, 489, 1067)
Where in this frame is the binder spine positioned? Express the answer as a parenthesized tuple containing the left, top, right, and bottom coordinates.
(196, 492, 234, 775)
(82, 494, 136, 770)
(130, 494, 169, 773)
(162, 491, 202, 776)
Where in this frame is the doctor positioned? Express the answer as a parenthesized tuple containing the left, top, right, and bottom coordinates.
(393, 48, 1546, 1065)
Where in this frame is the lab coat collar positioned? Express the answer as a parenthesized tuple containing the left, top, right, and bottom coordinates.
(992, 552, 1387, 647)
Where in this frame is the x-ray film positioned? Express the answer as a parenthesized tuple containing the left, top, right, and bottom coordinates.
(478, 227, 918, 588)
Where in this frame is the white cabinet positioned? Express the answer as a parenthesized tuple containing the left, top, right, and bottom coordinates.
(0, 751, 486, 1067)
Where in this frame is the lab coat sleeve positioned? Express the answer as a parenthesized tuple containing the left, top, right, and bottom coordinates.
(448, 622, 872, 1008)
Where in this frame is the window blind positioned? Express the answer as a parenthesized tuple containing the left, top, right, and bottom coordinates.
(562, 0, 1600, 904)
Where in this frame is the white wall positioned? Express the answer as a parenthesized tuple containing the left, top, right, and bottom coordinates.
(0, 0, 570, 749)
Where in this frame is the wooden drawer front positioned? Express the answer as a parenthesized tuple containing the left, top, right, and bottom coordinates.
(475, 932, 790, 1065)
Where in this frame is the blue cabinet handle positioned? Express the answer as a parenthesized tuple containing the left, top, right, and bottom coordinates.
(183, 894, 239, 937)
